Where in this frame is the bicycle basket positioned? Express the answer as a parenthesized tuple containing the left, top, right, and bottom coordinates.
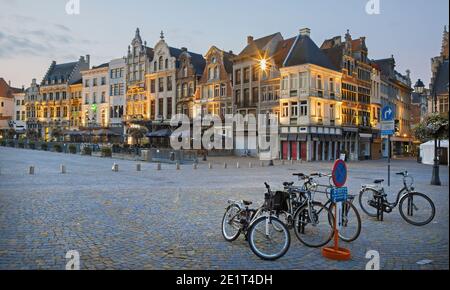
(266, 191, 289, 212)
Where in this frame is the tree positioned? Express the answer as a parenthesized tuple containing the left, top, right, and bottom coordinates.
(129, 128, 147, 146)
(413, 113, 449, 143)
(6, 128, 16, 139)
(51, 128, 63, 141)
(26, 129, 39, 141)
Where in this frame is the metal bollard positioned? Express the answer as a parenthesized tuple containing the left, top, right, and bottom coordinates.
(249, 162, 252, 168)
(224, 163, 227, 169)
(136, 163, 141, 172)
(156, 163, 161, 171)
(290, 160, 294, 165)
(236, 162, 240, 169)
(209, 163, 213, 169)
(61, 164, 66, 174)
(29, 166, 35, 175)
(193, 163, 198, 170)
(176, 163, 181, 170)
(112, 163, 119, 172)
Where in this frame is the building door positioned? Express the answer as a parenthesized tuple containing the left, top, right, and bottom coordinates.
(291, 142, 298, 160)
(301, 142, 307, 161)
(318, 142, 322, 161)
(282, 141, 289, 160)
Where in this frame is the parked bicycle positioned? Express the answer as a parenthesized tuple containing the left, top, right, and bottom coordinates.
(308, 172, 362, 243)
(359, 171, 435, 226)
(286, 173, 336, 248)
(221, 182, 291, 261)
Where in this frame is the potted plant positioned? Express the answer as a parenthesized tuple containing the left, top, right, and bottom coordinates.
(41, 143, 48, 151)
(101, 147, 112, 157)
(68, 144, 77, 154)
(82, 146, 92, 156)
(53, 144, 62, 153)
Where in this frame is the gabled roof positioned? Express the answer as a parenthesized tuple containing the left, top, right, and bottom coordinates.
(43, 61, 78, 85)
(284, 34, 337, 71)
(238, 33, 280, 57)
(273, 37, 296, 67)
(433, 59, 449, 95)
(0, 78, 23, 98)
(222, 50, 236, 74)
(170, 47, 206, 75)
(92, 63, 109, 69)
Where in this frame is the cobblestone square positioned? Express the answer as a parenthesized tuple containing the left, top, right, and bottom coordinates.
(0, 147, 448, 270)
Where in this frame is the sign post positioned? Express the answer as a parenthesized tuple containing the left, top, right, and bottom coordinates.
(381, 105, 395, 187)
(322, 160, 351, 261)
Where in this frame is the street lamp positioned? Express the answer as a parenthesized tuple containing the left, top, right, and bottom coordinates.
(414, 79, 425, 163)
(430, 89, 441, 186)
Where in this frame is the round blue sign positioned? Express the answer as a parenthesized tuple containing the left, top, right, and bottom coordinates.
(332, 160, 347, 188)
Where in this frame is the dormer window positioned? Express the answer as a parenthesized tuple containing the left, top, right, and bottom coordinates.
(159, 56, 163, 70)
(183, 66, 188, 78)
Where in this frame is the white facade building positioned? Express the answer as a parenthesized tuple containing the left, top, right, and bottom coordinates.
(109, 58, 126, 130)
(13, 91, 27, 133)
(81, 64, 110, 128)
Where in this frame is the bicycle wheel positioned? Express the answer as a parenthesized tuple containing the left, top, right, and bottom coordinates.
(221, 205, 242, 242)
(329, 201, 362, 243)
(399, 192, 435, 226)
(248, 216, 290, 261)
(293, 202, 334, 248)
(359, 188, 379, 217)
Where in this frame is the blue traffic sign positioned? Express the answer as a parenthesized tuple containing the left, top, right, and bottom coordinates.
(331, 187, 348, 203)
(381, 105, 394, 121)
(332, 160, 347, 188)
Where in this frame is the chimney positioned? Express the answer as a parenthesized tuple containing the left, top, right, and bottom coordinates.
(247, 36, 254, 44)
(181, 47, 188, 52)
(300, 28, 311, 37)
(229, 50, 233, 54)
(8, 80, 11, 87)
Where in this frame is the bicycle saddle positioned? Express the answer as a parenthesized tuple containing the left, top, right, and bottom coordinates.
(242, 200, 253, 206)
(374, 179, 384, 184)
(283, 182, 294, 187)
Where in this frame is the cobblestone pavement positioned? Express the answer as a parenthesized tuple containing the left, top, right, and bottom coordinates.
(0, 147, 448, 270)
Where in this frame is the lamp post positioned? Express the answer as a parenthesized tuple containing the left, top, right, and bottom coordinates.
(414, 79, 425, 163)
(430, 89, 441, 186)
(258, 58, 275, 166)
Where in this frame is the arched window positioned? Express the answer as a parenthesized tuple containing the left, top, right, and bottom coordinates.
(159, 56, 163, 70)
(183, 66, 188, 77)
(182, 83, 188, 98)
(165, 59, 169, 69)
(214, 67, 219, 79)
(154, 61, 157, 72)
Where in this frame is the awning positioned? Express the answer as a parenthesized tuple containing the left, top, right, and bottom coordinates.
(93, 129, 121, 136)
(287, 134, 297, 141)
(146, 129, 172, 138)
(297, 134, 307, 142)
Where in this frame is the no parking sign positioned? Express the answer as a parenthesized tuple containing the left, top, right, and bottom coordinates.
(332, 159, 347, 188)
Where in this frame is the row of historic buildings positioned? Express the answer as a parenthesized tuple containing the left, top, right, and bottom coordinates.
(2, 26, 448, 161)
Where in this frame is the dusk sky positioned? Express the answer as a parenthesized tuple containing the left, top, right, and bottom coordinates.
(0, 0, 448, 89)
